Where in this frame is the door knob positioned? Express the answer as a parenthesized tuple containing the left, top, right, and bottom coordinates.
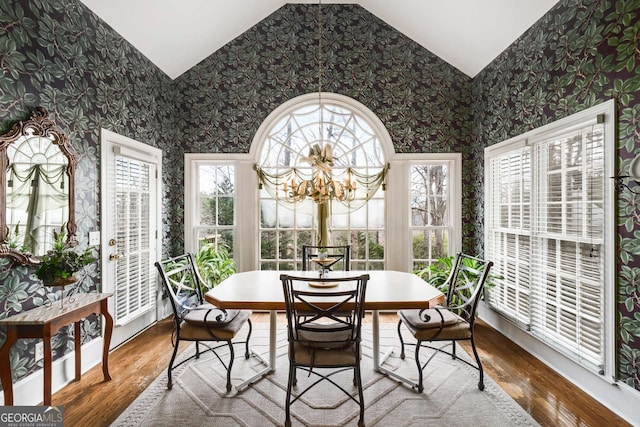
(109, 253, 121, 261)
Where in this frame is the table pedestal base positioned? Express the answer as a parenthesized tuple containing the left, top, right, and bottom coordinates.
(235, 310, 276, 392)
(373, 309, 421, 391)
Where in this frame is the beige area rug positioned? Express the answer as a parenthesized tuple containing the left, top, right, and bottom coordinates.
(112, 323, 539, 427)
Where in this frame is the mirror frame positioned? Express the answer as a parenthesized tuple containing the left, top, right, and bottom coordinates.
(0, 107, 78, 264)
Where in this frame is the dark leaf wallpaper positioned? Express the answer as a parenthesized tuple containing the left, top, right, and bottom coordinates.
(0, 0, 639, 397)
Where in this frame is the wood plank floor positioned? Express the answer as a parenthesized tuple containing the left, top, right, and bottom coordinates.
(53, 313, 629, 427)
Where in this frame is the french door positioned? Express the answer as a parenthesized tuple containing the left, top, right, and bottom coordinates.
(100, 129, 162, 349)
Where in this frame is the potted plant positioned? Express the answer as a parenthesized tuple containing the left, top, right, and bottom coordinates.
(35, 226, 96, 288)
(414, 254, 500, 306)
(192, 243, 236, 294)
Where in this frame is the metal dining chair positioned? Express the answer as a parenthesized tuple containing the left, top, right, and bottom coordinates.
(281, 273, 369, 427)
(155, 253, 252, 392)
(396, 253, 493, 393)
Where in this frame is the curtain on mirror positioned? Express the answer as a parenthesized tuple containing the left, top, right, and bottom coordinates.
(6, 163, 68, 255)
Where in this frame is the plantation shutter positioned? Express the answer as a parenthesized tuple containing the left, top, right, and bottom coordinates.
(485, 115, 606, 374)
(485, 142, 532, 326)
(114, 155, 155, 325)
(529, 122, 605, 370)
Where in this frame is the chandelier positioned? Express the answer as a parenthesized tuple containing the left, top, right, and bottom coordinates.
(283, 144, 356, 204)
(281, 0, 356, 205)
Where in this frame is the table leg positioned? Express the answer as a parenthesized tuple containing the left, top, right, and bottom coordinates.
(0, 327, 18, 405)
(43, 332, 52, 406)
(101, 301, 113, 381)
(234, 310, 275, 392)
(373, 310, 380, 370)
(74, 321, 81, 381)
(269, 309, 276, 370)
(375, 310, 421, 390)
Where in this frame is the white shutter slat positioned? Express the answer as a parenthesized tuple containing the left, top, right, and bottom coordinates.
(486, 146, 531, 327)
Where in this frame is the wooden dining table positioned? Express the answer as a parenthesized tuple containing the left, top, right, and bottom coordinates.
(205, 270, 444, 391)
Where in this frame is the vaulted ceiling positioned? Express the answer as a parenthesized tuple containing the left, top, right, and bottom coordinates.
(79, 0, 560, 80)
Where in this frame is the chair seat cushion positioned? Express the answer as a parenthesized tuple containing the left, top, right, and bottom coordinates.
(180, 307, 251, 341)
(290, 341, 358, 367)
(296, 323, 354, 349)
(399, 308, 460, 329)
(399, 308, 471, 341)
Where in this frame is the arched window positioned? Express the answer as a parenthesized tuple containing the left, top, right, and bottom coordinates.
(253, 93, 392, 270)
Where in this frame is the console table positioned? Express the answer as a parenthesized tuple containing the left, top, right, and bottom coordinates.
(0, 292, 113, 405)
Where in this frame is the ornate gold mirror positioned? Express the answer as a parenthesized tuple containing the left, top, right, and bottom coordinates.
(0, 107, 78, 263)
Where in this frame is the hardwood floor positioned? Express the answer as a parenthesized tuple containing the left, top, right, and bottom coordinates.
(53, 313, 629, 427)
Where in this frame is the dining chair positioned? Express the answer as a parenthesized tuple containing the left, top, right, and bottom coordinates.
(302, 244, 351, 272)
(155, 253, 252, 392)
(281, 273, 369, 427)
(396, 252, 493, 393)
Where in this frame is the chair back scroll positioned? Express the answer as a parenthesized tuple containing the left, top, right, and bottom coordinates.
(155, 253, 228, 324)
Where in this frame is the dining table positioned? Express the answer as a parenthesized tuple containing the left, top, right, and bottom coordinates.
(205, 269, 444, 391)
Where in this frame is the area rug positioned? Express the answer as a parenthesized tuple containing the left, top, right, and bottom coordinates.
(112, 323, 539, 426)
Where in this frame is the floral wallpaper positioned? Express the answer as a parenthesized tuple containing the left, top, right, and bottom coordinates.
(473, 0, 640, 389)
(0, 0, 176, 388)
(1, 0, 639, 398)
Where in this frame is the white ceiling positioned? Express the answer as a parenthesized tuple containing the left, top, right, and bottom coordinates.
(79, 0, 560, 80)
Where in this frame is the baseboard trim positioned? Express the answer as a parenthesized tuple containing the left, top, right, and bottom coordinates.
(0, 338, 104, 406)
(478, 304, 640, 426)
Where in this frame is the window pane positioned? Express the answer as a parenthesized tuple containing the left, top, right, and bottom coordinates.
(218, 197, 234, 225)
(194, 164, 235, 254)
(430, 229, 448, 259)
(278, 207, 294, 228)
(332, 212, 348, 228)
(350, 207, 368, 228)
(278, 231, 294, 259)
(410, 162, 451, 269)
(261, 231, 276, 259)
(198, 228, 220, 246)
(261, 199, 277, 228)
(368, 199, 385, 228)
(368, 231, 384, 260)
(219, 229, 234, 256)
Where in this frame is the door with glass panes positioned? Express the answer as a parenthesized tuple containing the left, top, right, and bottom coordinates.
(101, 130, 162, 349)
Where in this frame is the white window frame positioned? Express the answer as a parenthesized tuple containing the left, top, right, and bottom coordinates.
(387, 154, 462, 271)
(184, 153, 257, 273)
(251, 93, 393, 269)
(483, 99, 616, 381)
(185, 152, 462, 274)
